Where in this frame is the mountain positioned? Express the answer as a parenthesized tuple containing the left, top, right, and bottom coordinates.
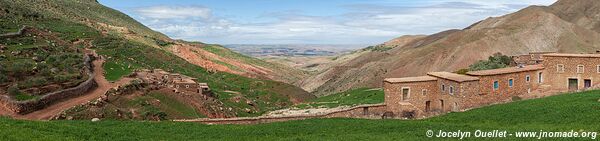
(304, 0, 600, 96)
(0, 0, 313, 117)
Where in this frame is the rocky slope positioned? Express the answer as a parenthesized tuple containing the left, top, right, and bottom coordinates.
(305, 0, 600, 96)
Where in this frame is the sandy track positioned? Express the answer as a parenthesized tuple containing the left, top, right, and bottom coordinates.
(0, 55, 131, 120)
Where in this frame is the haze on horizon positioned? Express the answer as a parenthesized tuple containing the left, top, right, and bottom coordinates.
(99, 0, 556, 45)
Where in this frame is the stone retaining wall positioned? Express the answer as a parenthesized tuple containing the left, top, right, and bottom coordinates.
(175, 104, 387, 124)
(0, 54, 97, 114)
(0, 26, 27, 38)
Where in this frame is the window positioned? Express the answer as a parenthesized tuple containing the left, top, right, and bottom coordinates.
(557, 64, 565, 73)
(577, 65, 585, 73)
(422, 89, 428, 96)
(185, 85, 190, 88)
(509, 79, 514, 87)
(175, 85, 180, 88)
(441, 84, 445, 91)
(493, 81, 499, 90)
(538, 72, 543, 83)
(449, 86, 454, 95)
(402, 88, 410, 101)
(526, 75, 530, 82)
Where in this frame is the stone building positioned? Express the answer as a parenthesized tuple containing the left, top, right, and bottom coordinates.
(541, 53, 600, 92)
(384, 53, 600, 118)
(133, 69, 211, 95)
(511, 52, 554, 66)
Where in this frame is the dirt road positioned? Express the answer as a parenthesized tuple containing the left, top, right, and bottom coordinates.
(0, 54, 131, 120)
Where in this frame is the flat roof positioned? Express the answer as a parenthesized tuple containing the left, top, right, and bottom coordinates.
(384, 76, 437, 83)
(427, 72, 479, 82)
(467, 65, 544, 76)
(543, 53, 600, 58)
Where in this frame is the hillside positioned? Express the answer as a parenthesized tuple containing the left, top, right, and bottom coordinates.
(0, 0, 314, 117)
(304, 0, 600, 96)
(0, 90, 598, 140)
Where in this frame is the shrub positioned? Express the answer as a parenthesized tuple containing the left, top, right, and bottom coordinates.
(455, 69, 469, 75)
(7, 85, 20, 96)
(469, 52, 512, 71)
(0, 74, 7, 83)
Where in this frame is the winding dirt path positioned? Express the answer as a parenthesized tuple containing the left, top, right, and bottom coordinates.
(0, 53, 132, 120)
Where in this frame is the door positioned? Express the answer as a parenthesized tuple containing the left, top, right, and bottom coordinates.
(440, 100, 444, 112)
(452, 102, 459, 112)
(584, 79, 592, 89)
(568, 79, 578, 92)
(425, 101, 431, 112)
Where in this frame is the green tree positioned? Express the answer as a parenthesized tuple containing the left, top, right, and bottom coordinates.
(469, 53, 512, 71)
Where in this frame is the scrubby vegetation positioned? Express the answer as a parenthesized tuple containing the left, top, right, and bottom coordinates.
(1, 0, 313, 116)
(92, 36, 309, 116)
(362, 45, 393, 52)
(469, 52, 512, 71)
(1, 90, 598, 140)
(0, 2, 92, 99)
(295, 88, 384, 109)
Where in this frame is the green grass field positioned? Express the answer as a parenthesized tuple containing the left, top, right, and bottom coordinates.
(295, 88, 384, 109)
(1, 90, 599, 140)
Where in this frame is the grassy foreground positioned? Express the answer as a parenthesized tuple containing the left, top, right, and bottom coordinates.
(1, 90, 599, 140)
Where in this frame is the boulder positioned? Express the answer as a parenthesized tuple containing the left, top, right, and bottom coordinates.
(91, 118, 100, 122)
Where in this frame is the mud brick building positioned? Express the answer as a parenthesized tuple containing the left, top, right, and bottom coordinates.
(384, 53, 600, 118)
(134, 69, 211, 95)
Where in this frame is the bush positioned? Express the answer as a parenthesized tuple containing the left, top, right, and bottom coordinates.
(7, 85, 20, 96)
(455, 69, 469, 75)
(469, 52, 512, 71)
(0, 74, 7, 83)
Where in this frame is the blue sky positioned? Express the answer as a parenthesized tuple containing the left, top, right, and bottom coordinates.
(98, 0, 557, 45)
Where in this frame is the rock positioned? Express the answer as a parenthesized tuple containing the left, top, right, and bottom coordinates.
(66, 116, 74, 120)
(597, 99, 600, 102)
(91, 118, 100, 122)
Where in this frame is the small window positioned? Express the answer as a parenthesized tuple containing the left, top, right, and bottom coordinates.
(557, 64, 565, 73)
(441, 84, 445, 91)
(526, 75, 530, 82)
(509, 79, 514, 87)
(493, 81, 499, 90)
(422, 89, 428, 96)
(577, 65, 585, 73)
(538, 72, 543, 83)
(449, 86, 454, 95)
(402, 88, 410, 101)
(176, 85, 180, 88)
(185, 85, 190, 88)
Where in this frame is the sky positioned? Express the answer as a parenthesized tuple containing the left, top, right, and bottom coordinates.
(98, 0, 557, 45)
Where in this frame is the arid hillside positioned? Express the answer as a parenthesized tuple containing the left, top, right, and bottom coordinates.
(304, 0, 600, 96)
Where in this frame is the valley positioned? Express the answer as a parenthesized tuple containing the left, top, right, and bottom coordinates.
(1, 0, 600, 140)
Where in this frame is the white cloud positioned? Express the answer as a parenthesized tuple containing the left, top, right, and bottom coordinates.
(134, 6, 212, 19)
(130, 0, 557, 44)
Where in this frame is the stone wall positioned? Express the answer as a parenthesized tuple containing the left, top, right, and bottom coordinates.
(384, 80, 438, 117)
(462, 70, 541, 110)
(0, 26, 27, 38)
(176, 104, 387, 124)
(0, 55, 97, 114)
(543, 56, 600, 92)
